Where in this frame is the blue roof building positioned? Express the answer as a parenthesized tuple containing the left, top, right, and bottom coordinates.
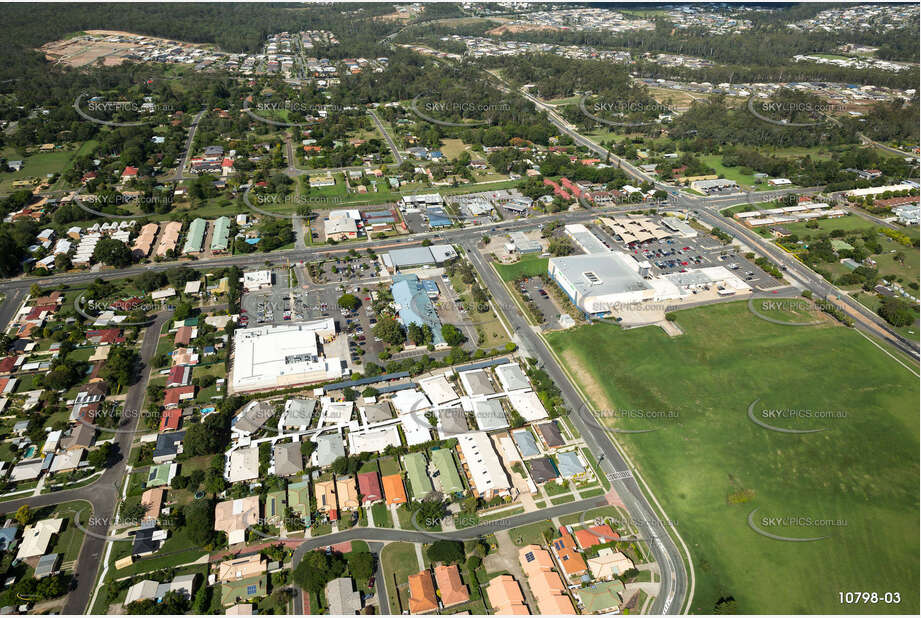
(391, 274, 446, 346)
(557, 451, 586, 479)
(426, 207, 452, 228)
(512, 428, 540, 457)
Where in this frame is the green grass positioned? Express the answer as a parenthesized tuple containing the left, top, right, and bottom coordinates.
(371, 503, 393, 528)
(494, 254, 548, 282)
(380, 541, 421, 613)
(48, 500, 93, 563)
(0, 147, 78, 192)
(700, 154, 759, 188)
(546, 301, 919, 614)
(508, 520, 553, 546)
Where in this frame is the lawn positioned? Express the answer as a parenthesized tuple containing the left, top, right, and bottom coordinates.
(494, 255, 548, 282)
(546, 301, 919, 614)
(508, 520, 554, 547)
(371, 503, 393, 528)
(0, 147, 79, 192)
(700, 154, 759, 188)
(380, 541, 421, 613)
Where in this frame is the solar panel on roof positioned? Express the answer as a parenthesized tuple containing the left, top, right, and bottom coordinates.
(525, 552, 535, 562)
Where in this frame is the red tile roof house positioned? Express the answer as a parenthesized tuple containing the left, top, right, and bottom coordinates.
(121, 166, 139, 182)
(159, 408, 182, 432)
(86, 328, 125, 345)
(0, 357, 17, 375)
(174, 326, 194, 346)
(573, 524, 619, 550)
(164, 385, 196, 408)
(167, 365, 192, 388)
(26, 304, 58, 321)
(357, 471, 383, 505)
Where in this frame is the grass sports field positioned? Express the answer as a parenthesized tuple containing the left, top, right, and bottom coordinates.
(546, 301, 919, 614)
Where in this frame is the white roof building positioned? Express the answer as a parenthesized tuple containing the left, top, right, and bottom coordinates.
(390, 389, 431, 415)
(508, 390, 549, 422)
(494, 363, 530, 392)
(457, 432, 511, 497)
(227, 446, 260, 483)
(347, 425, 402, 454)
(401, 411, 433, 445)
(419, 374, 459, 405)
(231, 320, 341, 393)
(242, 270, 273, 291)
(16, 518, 64, 560)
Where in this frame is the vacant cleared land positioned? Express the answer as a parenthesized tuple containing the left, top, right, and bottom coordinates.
(546, 301, 919, 614)
(494, 255, 548, 281)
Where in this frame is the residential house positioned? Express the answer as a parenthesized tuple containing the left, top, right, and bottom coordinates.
(273, 442, 303, 477)
(433, 564, 469, 608)
(336, 476, 360, 511)
(153, 431, 185, 463)
(518, 545, 576, 615)
(227, 446, 259, 483)
(326, 577, 362, 615)
(486, 575, 530, 615)
(357, 470, 383, 504)
(408, 569, 438, 614)
(214, 496, 260, 545)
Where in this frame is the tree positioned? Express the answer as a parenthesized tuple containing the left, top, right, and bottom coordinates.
(120, 500, 148, 524)
(101, 345, 139, 388)
(292, 550, 347, 594)
(173, 301, 193, 321)
(337, 293, 361, 312)
(184, 414, 230, 457)
(346, 550, 376, 585)
(92, 237, 133, 268)
(184, 499, 215, 547)
(441, 324, 466, 347)
(373, 317, 405, 345)
(426, 540, 465, 565)
(14, 505, 32, 526)
(88, 442, 114, 468)
(878, 296, 915, 327)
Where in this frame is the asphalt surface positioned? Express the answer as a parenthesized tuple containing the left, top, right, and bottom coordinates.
(1, 311, 169, 613)
(368, 108, 403, 166)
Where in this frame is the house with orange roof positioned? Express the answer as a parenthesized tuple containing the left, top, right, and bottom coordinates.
(486, 574, 530, 615)
(159, 408, 181, 431)
(551, 527, 587, 578)
(381, 473, 407, 506)
(141, 487, 166, 520)
(408, 570, 438, 614)
(433, 564, 469, 608)
(573, 524, 619, 550)
(518, 545, 576, 615)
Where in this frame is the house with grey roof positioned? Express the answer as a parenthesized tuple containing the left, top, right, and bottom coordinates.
(312, 433, 345, 468)
(283, 399, 317, 430)
(273, 442, 303, 477)
(325, 577, 362, 615)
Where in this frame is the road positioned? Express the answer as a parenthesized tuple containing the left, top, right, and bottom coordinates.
(163, 109, 206, 183)
(368, 108, 403, 165)
(465, 242, 688, 615)
(1, 310, 169, 613)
